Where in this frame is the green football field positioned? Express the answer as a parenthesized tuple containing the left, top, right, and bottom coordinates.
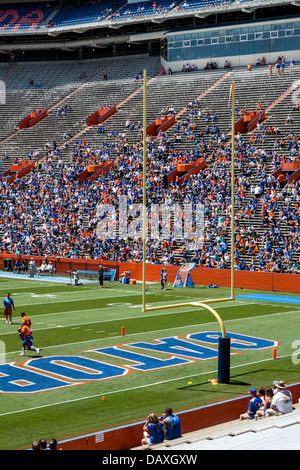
(0, 273, 299, 450)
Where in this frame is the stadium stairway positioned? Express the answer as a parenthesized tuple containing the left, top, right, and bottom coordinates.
(0, 55, 159, 163)
(60, 68, 230, 157)
(157, 64, 300, 267)
(131, 403, 300, 450)
(1, 60, 298, 166)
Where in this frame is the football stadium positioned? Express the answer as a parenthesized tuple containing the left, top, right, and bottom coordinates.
(1, 0, 300, 454)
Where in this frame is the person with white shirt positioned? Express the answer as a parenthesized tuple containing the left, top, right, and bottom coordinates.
(266, 381, 293, 416)
(46, 261, 53, 274)
(29, 257, 35, 278)
(37, 261, 46, 276)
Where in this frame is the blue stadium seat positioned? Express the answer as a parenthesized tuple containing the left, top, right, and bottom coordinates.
(50, 1, 126, 27)
(178, 0, 235, 11)
(112, 0, 179, 19)
(0, 2, 51, 31)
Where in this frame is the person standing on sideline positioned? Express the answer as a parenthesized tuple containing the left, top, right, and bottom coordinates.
(161, 268, 165, 289)
(29, 257, 35, 277)
(98, 264, 104, 288)
(3, 292, 15, 325)
(163, 268, 168, 290)
(161, 268, 167, 289)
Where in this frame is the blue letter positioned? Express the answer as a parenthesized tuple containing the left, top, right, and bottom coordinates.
(0, 363, 74, 393)
(27, 356, 128, 381)
(187, 332, 278, 350)
(93, 346, 191, 371)
(125, 337, 218, 360)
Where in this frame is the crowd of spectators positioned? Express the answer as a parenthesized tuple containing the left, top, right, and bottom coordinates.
(1, 73, 300, 272)
(239, 380, 293, 420)
(32, 438, 62, 450)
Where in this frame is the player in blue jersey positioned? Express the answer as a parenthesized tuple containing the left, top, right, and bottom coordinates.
(3, 292, 15, 325)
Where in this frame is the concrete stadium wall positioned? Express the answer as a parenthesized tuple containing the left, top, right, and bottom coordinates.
(1, 254, 300, 294)
(56, 383, 300, 450)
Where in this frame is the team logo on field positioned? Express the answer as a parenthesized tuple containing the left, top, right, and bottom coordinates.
(0, 331, 279, 393)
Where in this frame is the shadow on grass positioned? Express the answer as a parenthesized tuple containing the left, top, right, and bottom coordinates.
(178, 369, 268, 391)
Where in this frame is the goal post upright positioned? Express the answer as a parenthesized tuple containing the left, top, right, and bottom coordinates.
(142, 69, 147, 314)
(141, 74, 236, 383)
(230, 81, 235, 302)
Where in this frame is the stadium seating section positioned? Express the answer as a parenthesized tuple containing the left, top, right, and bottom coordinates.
(50, 0, 126, 26)
(0, 55, 300, 275)
(0, 0, 237, 31)
(132, 403, 300, 450)
(111, 0, 179, 20)
(51, 0, 236, 25)
(0, 2, 51, 31)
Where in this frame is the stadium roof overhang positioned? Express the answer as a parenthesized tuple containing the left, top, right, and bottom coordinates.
(0, 0, 296, 38)
(0, 29, 168, 52)
(0, 0, 299, 53)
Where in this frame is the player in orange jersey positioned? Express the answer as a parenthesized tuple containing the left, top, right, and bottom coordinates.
(18, 323, 40, 357)
(20, 312, 31, 328)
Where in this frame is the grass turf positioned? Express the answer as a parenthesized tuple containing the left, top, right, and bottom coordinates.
(0, 275, 299, 449)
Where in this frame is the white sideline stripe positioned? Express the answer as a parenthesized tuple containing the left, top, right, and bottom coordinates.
(0, 353, 293, 418)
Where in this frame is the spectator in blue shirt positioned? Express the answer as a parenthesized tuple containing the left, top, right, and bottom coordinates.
(142, 413, 166, 446)
(160, 408, 181, 440)
(239, 388, 263, 420)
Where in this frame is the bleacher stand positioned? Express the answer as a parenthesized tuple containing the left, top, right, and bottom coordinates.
(132, 403, 300, 450)
(50, 0, 126, 26)
(1, 58, 300, 272)
(0, 2, 52, 31)
(112, 0, 179, 19)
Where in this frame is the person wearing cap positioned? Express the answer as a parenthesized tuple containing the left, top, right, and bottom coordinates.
(266, 381, 293, 417)
(272, 380, 279, 394)
(239, 388, 263, 420)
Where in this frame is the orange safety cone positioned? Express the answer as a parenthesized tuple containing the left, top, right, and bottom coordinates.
(102, 396, 105, 401)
